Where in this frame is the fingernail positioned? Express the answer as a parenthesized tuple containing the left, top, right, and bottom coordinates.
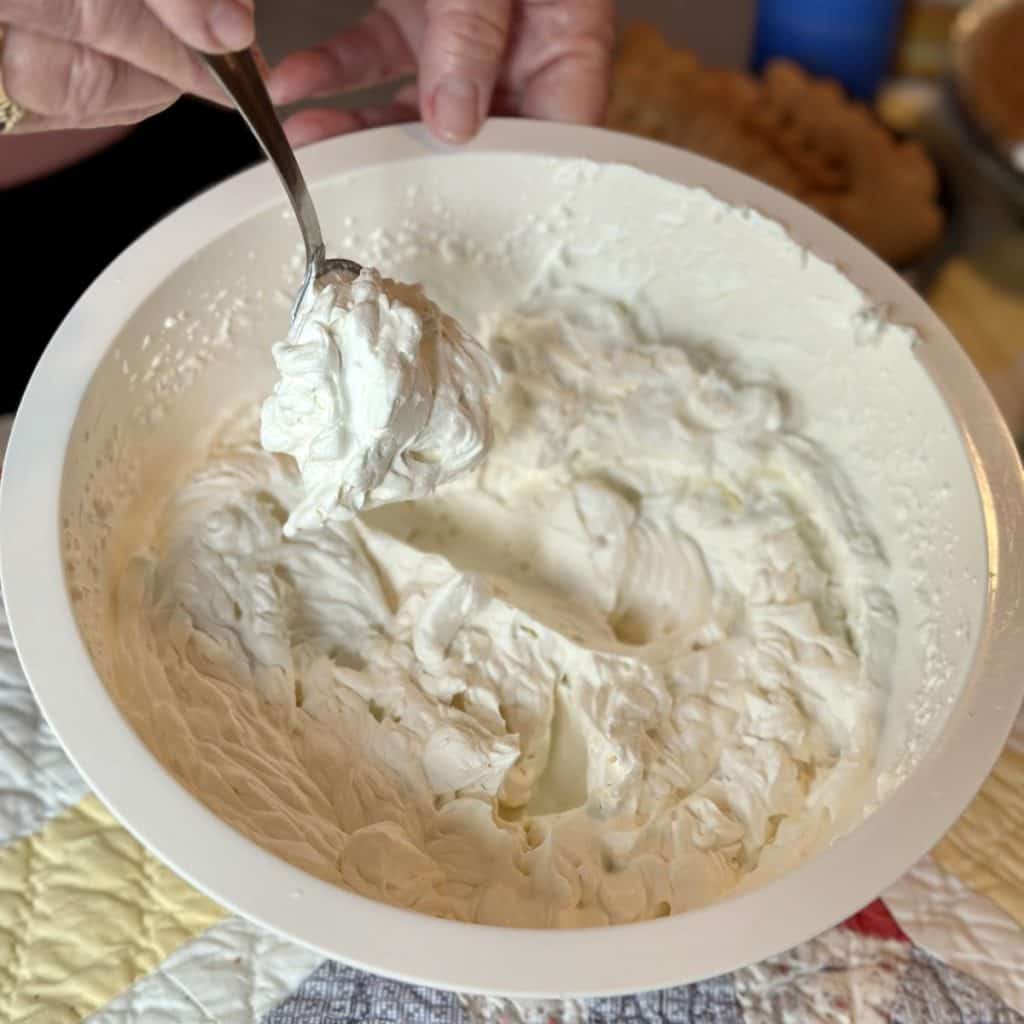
(208, 0, 254, 51)
(432, 78, 479, 143)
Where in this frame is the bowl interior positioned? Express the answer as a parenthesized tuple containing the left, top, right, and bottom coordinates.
(9, 125, 1014, 995)
(65, 152, 986, 803)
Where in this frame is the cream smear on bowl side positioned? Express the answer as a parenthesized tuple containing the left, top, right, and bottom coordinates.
(109, 183, 898, 927)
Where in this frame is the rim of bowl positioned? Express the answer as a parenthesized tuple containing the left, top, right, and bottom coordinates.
(2, 120, 1022, 998)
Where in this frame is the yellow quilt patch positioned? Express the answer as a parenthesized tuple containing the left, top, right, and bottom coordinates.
(934, 745, 1024, 929)
(0, 794, 227, 1023)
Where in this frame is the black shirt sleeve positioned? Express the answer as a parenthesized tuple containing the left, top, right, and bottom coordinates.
(1, 97, 261, 413)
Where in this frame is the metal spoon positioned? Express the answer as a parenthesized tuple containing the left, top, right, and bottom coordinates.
(201, 49, 362, 320)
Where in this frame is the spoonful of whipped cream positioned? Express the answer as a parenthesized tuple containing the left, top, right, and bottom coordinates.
(202, 50, 499, 534)
(261, 269, 498, 536)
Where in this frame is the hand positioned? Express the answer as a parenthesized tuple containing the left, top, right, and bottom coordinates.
(0, 0, 255, 131)
(270, 0, 615, 147)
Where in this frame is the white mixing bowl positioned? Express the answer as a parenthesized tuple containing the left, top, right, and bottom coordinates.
(2, 121, 1022, 997)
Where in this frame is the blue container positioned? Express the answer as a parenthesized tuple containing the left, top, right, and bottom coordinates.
(754, 0, 906, 99)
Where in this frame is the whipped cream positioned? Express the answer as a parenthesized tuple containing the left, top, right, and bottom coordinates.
(113, 281, 892, 928)
(260, 268, 498, 535)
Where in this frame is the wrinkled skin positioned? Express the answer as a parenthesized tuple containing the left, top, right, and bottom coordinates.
(269, 0, 615, 145)
(0, 0, 614, 142)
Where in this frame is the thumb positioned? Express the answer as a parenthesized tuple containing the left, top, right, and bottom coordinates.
(419, 0, 512, 143)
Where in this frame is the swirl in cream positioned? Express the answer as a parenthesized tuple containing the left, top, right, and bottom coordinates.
(113, 284, 893, 928)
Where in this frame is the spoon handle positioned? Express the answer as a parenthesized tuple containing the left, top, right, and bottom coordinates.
(202, 49, 326, 275)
